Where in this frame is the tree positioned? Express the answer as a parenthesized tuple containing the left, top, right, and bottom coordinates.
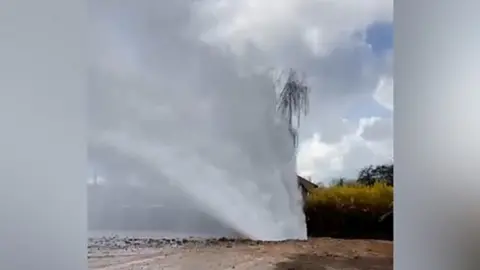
(357, 163, 394, 186)
(330, 177, 346, 187)
(276, 69, 310, 148)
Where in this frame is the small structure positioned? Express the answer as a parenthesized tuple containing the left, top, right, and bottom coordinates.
(297, 175, 318, 203)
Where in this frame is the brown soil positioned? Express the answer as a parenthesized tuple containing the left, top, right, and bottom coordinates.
(88, 238, 393, 270)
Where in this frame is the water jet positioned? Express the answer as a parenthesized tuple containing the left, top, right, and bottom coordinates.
(89, 0, 307, 241)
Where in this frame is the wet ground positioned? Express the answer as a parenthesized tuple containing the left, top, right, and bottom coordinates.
(88, 236, 393, 269)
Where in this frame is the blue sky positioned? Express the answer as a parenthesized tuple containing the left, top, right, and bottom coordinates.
(344, 22, 393, 121)
(366, 22, 393, 54)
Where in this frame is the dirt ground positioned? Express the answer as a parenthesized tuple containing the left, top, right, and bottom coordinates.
(88, 238, 393, 270)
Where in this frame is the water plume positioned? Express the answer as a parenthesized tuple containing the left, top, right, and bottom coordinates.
(89, 0, 307, 240)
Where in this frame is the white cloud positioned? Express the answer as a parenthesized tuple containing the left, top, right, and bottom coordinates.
(296, 133, 347, 181)
(194, 0, 392, 57)
(373, 76, 393, 111)
(297, 115, 393, 183)
(360, 116, 393, 142)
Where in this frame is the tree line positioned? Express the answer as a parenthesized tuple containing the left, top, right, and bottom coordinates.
(330, 163, 394, 187)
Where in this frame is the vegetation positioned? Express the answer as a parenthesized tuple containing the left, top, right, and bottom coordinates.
(304, 173, 393, 240)
(328, 164, 394, 188)
(304, 164, 394, 239)
(276, 69, 310, 148)
(357, 163, 393, 186)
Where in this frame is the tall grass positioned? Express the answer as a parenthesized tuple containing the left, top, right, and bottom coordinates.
(304, 183, 393, 240)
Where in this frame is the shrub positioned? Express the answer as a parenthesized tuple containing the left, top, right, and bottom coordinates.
(304, 182, 393, 240)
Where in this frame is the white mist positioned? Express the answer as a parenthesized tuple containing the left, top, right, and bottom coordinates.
(89, 0, 307, 241)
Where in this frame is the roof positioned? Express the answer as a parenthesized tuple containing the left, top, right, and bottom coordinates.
(297, 175, 318, 191)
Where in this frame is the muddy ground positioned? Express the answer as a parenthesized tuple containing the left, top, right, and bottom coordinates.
(88, 237, 393, 270)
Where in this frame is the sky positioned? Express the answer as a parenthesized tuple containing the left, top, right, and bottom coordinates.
(90, 0, 394, 185)
(296, 19, 393, 184)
